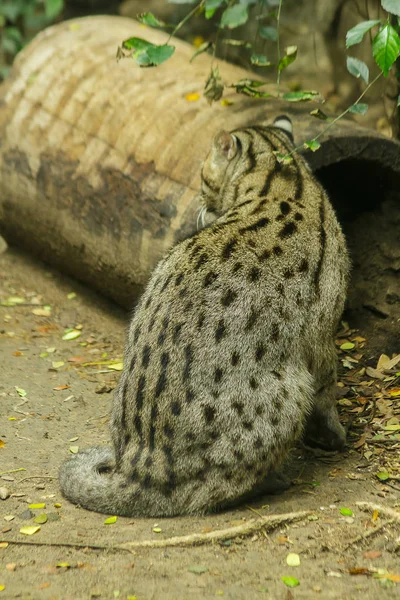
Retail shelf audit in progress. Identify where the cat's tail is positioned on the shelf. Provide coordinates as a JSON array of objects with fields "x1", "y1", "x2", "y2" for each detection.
[{"x1": 59, "y1": 446, "x2": 138, "y2": 517}]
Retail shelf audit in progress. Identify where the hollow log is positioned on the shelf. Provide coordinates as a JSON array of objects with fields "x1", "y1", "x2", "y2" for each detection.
[{"x1": 0, "y1": 16, "x2": 399, "y2": 353}]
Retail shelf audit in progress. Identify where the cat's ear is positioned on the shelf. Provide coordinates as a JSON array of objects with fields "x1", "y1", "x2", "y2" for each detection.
[
  {"x1": 214, "y1": 131, "x2": 238, "y2": 160},
  {"x1": 273, "y1": 115, "x2": 293, "y2": 141}
]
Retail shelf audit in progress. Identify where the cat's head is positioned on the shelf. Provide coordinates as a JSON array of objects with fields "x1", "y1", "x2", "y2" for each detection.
[{"x1": 200, "y1": 115, "x2": 294, "y2": 216}]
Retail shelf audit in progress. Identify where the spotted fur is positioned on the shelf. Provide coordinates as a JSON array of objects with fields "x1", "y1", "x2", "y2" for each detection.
[{"x1": 59, "y1": 117, "x2": 350, "y2": 517}]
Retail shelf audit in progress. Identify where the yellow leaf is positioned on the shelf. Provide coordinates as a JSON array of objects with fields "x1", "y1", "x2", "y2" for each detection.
[
  {"x1": 69, "y1": 446, "x2": 79, "y2": 454},
  {"x1": 108, "y1": 363, "x2": 123, "y2": 371},
  {"x1": 57, "y1": 562, "x2": 71, "y2": 568},
  {"x1": 0, "y1": 440, "x2": 4, "y2": 448},
  {"x1": 372, "y1": 509, "x2": 379, "y2": 521},
  {"x1": 389, "y1": 388, "x2": 400, "y2": 397},
  {"x1": 34, "y1": 514, "x2": 48, "y2": 524},
  {"x1": 377, "y1": 354, "x2": 391, "y2": 370},
  {"x1": 193, "y1": 35, "x2": 205, "y2": 48},
  {"x1": 32, "y1": 308, "x2": 51, "y2": 317},
  {"x1": 0, "y1": 543, "x2": 8, "y2": 549},
  {"x1": 20, "y1": 526, "x2": 41, "y2": 536},
  {"x1": 185, "y1": 93, "x2": 200, "y2": 102},
  {"x1": 52, "y1": 361, "x2": 65, "y2": 369},
  {"x1": 29, "y1": 503, "x2": 46, "y2": 509},
  {"x1": 153, "y1": 527, "x2": 162, "y2": 533},
  {"x1": 104, "y1": 516, "x2": 117, "y2": 525},
  {"x1": 221, "y1": 98, "x2": 234, "y2": 106},
  {"x1": 62, "y1": 330, "x2": 81, "y2": 341},
  {"x1": 340, "y1": 342, "x2": 355, "y2": 351},
  {"x1": 0, "y1": 585, "x2": 5, "y2": 592}
]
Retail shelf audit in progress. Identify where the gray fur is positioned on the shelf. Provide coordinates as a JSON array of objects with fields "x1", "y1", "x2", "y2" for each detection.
[{"x1": 59, "y1": 117, "x2": 350, "y2": 517}]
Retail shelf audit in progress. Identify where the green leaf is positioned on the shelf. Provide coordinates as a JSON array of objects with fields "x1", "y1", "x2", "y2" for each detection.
[
  {"x1": 346, "y1": 56, "x2": 369, "y2": 84},
  {"x1": 372, "y1": 23, "x2": 400, "y2": 76},
  {"x1": 221, "y1": 4, "x2": 249, "y2": 29},
  {"x1": 153, "y1": 527, "x2": 162, "y2": 533},
  {"x1": 122, "y1": 37, "x2": 153, "y2": 52},
  {"x1": 259, "y1": 25, "x2": 278, "y2": 41},
  {"x1": 145, "y1": 44, "x2": 175, "y2": 66},
  {"x1": 62, "y1": 329, "x2": 81, "y2": 341},
  {"x1": 34, "y1": 513, "x2": 48, "y2": 524},
  {"x1": 44, "y1": 0, "x2": 64, "y2": 21},
  {"x1": 376, "y1": 471, "x2": 390, "y2": 481},
  {"x1": 340, "y1": 342, "x2": 355, "y2": 350},
  {"x1": 278, "y1": 45, "x2": 297, "y2": 72},
  {"x1": 0, "y1": 2, "x2": 23, "y2": 22},
  {"x1": 15, "y1": 387, "x2": 27, "y2": 397},
  {"x1": 282, "y1": 90, "x2": 320, "y2": 102},
  {"x1": 190, "y1": 41, "x2": 213, "y2": 62},
  {"x1": 204, "y1": 66, "x2": 224, "y2": 103},
  {"x1": 340, "y1": 507, "x2": 353, "y2": 516},
  {"x1": 303, "y1": 140, "x2": 321, "y2": 152},
  {"x1": 222, "y1": 38, "x2": 252, "y2": 48},
  {"x1": 137, "y1": 13, "x2": 166, "y2": 28},
  {"x1": 250, "y1": 54, "x2": 272, "y2": 67},
  {"x1": 104, "y1": 516, "x2": 118, "y2": 524},
  {"x1": 397, "y1": 94, "x2": 400, "y2": 107},
  {"x1": 232, "y1": 78, "x2": 267, "y2": 89},
  {"x1": 346, "y1": 20, "x2": 381, "y2": 48},
  {"x1": 274, "y1": 152, "x2": 293, "y2": 164},
  {"x1": 282, "y1": 576, "x2": 299, "y2": 588},
  {"x1": 381, "y1": 0, "x2": 400, "y2": 16},
  {"x1": 348, "y1": 102, "x2": 369, "y2": 115}
]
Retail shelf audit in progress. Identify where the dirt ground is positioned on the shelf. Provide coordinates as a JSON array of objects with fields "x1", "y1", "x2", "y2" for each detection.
[{"x1": 1, "y1": 246, "x2": 400, "y2": 600}]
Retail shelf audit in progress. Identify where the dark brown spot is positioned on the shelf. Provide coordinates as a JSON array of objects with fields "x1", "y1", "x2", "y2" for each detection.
[
  {"x1": 279, "y1": 221, "x2": 297, "y2": 238},
  {"x1": 272, "y1": 370, "x2": 282, "y2": 379},
  {"x1": 186, "y1": 388, "x2": 194, "y2": 403},
  {"x1": 255, "y1": 405, "x2": 264, "y2": 416},
  {"x1": 204, "y1": 271, "x2": 218, "y2": 287},
  {"x1": 273, "y1": 245, "x2": 283, "y2": 256},
  {"x1": 160, "y1": 274, "x2": 172, "y2": 292},
  {"x1": 145, "y1": 456, "x2": 153, "y2": 468},
  {"x1": 142, "y1": 345, "x2": 151, "y2": 369},
  {"x1": 175, "y1": 272, "x2": 184, "y2": 286},
  {"x1": 204, "y1": 405, "x2": 216, "y2": 424},
  {"x1": 271, "y1": 323, "x2": 280, "y2": 342},
  {"x1": 234, "y1": 450, "x2": 244, "y2": 461},
  {"x1": 271, "y1": 415, "x2": 279, "y2": 427},
  {"x1": 232, "y1": 262, "x2": 242, "y2": 274},
  {"x1": 142, "y1": 474, "x2": 151, "y2": 489},
  {"x1": 149, "y1": 405, "x2": 158, "y2": 451},
  {"x1": 215, "y1": 319, "x2": 226, "y2": 343},
  {"x1": 173, "y1": 322, "x2": 183, "y2": 343},
  {"x1": 255, "y1": 341, "x2": 266, "y2": 362},
  {"x1": 148, "y1": 316, "x2": 156, "y2": 332},
  {"x1": 294, "y1": 212, "x2": 303, "y2": 221},
  {"x1": 163, "y1": 444, "x2": 173, "y2": 465},
  {"x1": 249, "y1": 377, "x2": 258, "y2": 390},
  {"x1": 280, "y1": 201, "x2": 291, "y2": 215},
  {"x1": 186, "y1": 432, "x2": 195, "y2": 442},
  {"x1": 277, "y1": 283, "x2": 284, "y2": 295},
  {"x1": 197, "y1": 312, "x2": 205, "y2": 330},
  {"x1": 163, "y1": 424, "x2": 174, "y2": 439},
  {"x1": 299, "y1": 258, "x2": 309, "y2": 273},
  {"x1": 183, "y1": 344, "x2": 193, "y2": 382},
  {"x1": 136, "y1": 375, "x2": 146, "y2": 410},
  {"x1": 145, "y1": 297, "x2": 152, "y2": 309},
  {"x1": 232, "y1": 401, "x2": 244, "y2": 416},
  {"x1": 245, "y1": 307, "x2": 259, "y2": 331},
  {"x1": 259, "y1": 249, "x2": 271, "y2": 261},
  {"x1": 231, "y1": 351, "x2": 240, "y2": 366},
  {"x1": 240, "y1": 217, "x2": 270, "y2": 233},
  {"x1": 243, "y1": 421, "x2": 253, "y2": 431},
  {"x1": 178, "y1": 286, "x2": 188, "y2": 298},
  {"x1": 129, "y1": 355, "x2": 136, "y2": 372},
  {"x1": 284, "y1": 269, "x2": 294, "y2": 279},
  {"x1": 249, "y1": 266, "x2": 261, "y2": 282},
  {"x1": 254, "y1": 437, "x2": 263, "y2": 449},
  {"x1": 194, "y1": 252, "x2": 209, "y2": 271},
  {"x1": 184, "y1": 300, "x2": 193, "y2": 313},
  {"x1": 133, "y1": 326, "x2": 141, "y2": 343},
  {"x1": 222, "y1": 238, "x2": 238, "y2": 260},
  {"x1": 171, "y1": 401, "x2": 181, "y2": 416},
  {"x1": 221, "y1": 289, "x2": 237, "y2": 307},
  {"x1": 214, "y1": 367, "x2": 223, "y2": 384}
]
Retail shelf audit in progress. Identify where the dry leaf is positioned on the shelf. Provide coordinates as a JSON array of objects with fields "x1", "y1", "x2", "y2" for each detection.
[
  {"x1": 53, "y1": 385, "x2": 70, "y2": 391},
  {"x1": 363, "y1": 551, "x2": 381, "y2": 559}
]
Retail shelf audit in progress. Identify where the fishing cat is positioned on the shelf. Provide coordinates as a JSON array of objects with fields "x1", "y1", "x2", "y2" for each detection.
[{"x1": 59, "y1": 116, "x2": 349, "y2": 517}]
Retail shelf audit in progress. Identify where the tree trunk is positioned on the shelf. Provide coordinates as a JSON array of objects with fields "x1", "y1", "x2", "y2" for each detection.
[{"x1": 0, "y1": 16, "x2": 399, "y2": 352}]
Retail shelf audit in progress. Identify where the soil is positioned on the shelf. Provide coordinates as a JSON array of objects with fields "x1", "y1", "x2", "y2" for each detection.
[{"x1": 1, "y1": 247, "x2": 400, "y2": 600}]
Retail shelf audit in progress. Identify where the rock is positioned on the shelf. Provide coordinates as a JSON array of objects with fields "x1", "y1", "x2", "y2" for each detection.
[
  {"x1": 0, "y1": 487, "x2": 10, "y2": 500},
  {"x1": 95, "y1": 383, "x2": 113, "y2": 394}
]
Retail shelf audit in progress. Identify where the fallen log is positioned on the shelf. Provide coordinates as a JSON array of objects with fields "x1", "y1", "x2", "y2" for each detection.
[{"x1": 0, "y1": 16, "x2": 399, "y2": 352}]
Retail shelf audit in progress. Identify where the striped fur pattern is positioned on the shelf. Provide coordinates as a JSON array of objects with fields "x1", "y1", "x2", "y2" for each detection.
[{"x1": 59, "y1": 116, "x2": 350, "y2": 517}]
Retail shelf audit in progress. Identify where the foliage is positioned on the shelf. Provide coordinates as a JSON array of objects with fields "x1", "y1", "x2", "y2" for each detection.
[{"x1": 0, "y1": 0, "x2": 64, "y2": 78}]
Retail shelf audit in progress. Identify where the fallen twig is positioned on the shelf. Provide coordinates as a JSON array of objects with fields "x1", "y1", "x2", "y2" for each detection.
[
  {"x1": 344, "y1": 519, "x2": 395, "y2": 550},
  {"x1": 119, "y1": 509, "x2": 312, "y2": 549},
  {"x1": 0, "y1": 510, "x2": 311, "y2": 552},
  {"x1": 18, "y1": 476, "x2": 56, "y2": 483}
]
